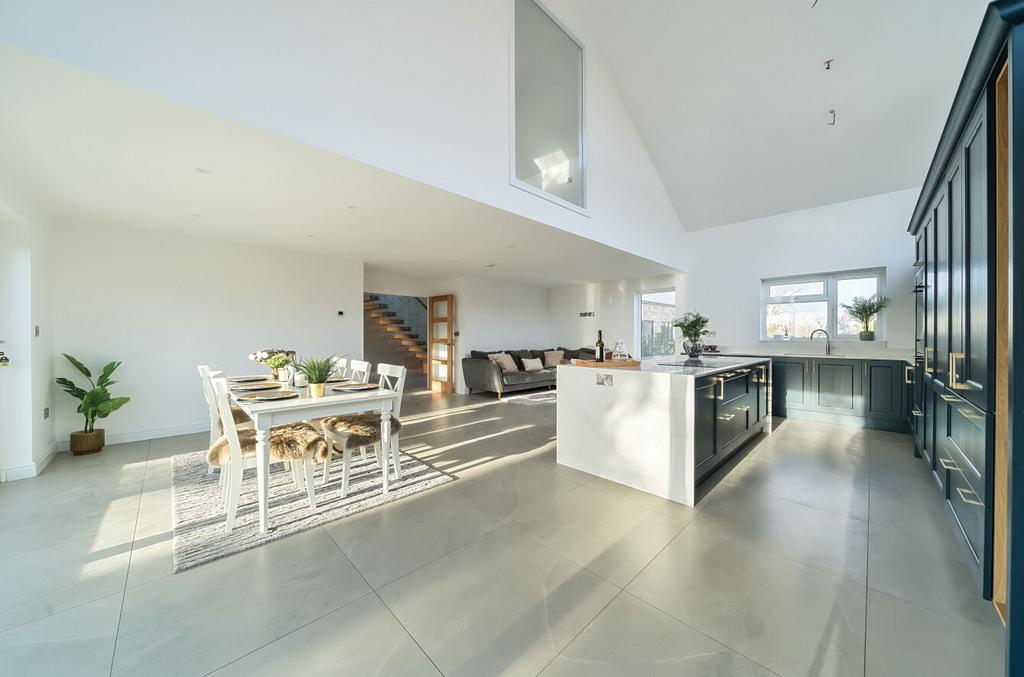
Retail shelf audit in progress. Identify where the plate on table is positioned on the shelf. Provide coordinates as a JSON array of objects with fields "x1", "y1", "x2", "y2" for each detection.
[
  {"x1": 238, "y1": 391, "x2": 299, "y2": 402},
  {"x1": 230, "y1": 382, "x2": 281, "y2": 392},
  {"x1": 332, "y1": 383, "x2": 379, "y2": 392},
  {"x1": 325, "y1": 376, "x2": 350, "y2": 383},
  {"x1": 228, "y1": 375, "x2": 271, "y2": 383}
]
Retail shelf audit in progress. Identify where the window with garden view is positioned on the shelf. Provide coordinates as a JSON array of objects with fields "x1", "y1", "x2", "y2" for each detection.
[
  {"x1": 640, "y1": 290, "x2": 676, "y2": 358},
  {"x1": 762, "y1": 269, "x2": 885, "y2": 339}
]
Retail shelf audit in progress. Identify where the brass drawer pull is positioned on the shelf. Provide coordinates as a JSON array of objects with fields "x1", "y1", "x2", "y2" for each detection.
[
  {"x1": 904, "y1": 365, "x2": 914, "y2": 384},
  {"x1": 718, "y1": 378, "x2": 726, "y2": 400},
  {"x1": 718, "y1": 413, "x2": 736, "y2": 421},
  {"x1": 941, "y1": 393, "x2": 960, "y2": 403},
  {"x1": 949, "y1": 352, "x2": 968, "y2": 390},
  {"x1": 956, "y1": 486, "x2": 984, "y2": 507},
  {"x1": 911, "y1": 408, "x2": 924, "y2": 417},
  {"x1": 924, "y1": 347, "x2": 934, "y2": 373},
  {"x1": 939, "y1": 457, "x2": 959, "y2": 471}
]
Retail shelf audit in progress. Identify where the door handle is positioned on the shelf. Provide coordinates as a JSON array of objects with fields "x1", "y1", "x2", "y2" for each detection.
[
  {"x1": 949, "y1": 352, "x2": 967, "y2": 390},
  {"x1": 924, "y1": 347, "x2": 934, "y2": 373},
  {"x1": 956, "y1": 486, "x2": 984, "y2": 507},
  {"x1": 904, "y1": 365, "x2": 914, "y2": 384}
]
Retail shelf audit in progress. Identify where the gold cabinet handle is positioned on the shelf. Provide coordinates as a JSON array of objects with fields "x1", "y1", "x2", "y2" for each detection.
[
  {"x1": 911, "y1": 408, "x2": 924, "y2": 417},
  {"x1": 949, "y1": 352, "x2": 968, "y2": 390},
  {"x1": 939, "y1": 457, "x2": 959, "y2": 471},
  {"x1": 924, "y1": 347, "x2": 934, "y2": 373},
  {"x1": 941, "y1": 393, "x2": 960, "y2": 403},
  {"x1": 718, "y1": 413, "x2": 735, "y2": 421},
  {"x1": 718, "y1": 377, "x2": 725, "y2": 400},
  {"x1": 956, "y1": 486, "x2": 984, "y2": 507},
  {"x1": 904, "y1": 365, "x2": 914, "y2": 384}
]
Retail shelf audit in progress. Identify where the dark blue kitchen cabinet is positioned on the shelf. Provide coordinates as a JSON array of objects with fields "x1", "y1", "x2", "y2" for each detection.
[
  {"x1": 694, "y1": 363, "x2": 769, "y2": 484},
  {"x1": 693, "y1": 376, "x2": 717, "y2": 478},
  {"x1": 770, "y1": 357, "x2": 810, "y2": 418},
  {"x1": 865, "y1": 360, "x2": 906, "y2": 421},
  {"x1": 812, "y1": 359, "x2": 863, "y2": 416}
]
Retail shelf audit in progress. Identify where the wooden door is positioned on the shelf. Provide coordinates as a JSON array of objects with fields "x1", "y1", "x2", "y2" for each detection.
[{"x1": 427, "y1": 294, "x2": 455, "y2": 393}]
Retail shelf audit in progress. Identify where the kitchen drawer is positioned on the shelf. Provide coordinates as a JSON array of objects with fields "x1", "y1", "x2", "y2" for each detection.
[
  {"x1": 721, "y1": 371, "x2": 751, "y2": 403},
  {"x1": 718, "y1": 395, "x2": 751, "y2": 450},
  {"x1": 941, "y1": 391, "x2": 988, "y2": 482},
  {"x1": 945, "y1": 460, "x2": 986, "y2": 566}
]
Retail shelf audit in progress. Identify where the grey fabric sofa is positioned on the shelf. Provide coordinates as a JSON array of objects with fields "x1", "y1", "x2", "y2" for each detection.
[{"x1": 462, "y1": 347, "x2": 595, "y2": 399}]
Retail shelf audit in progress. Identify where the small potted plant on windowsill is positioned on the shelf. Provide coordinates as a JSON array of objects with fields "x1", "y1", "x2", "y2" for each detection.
[
  {"x1": 673, "y1": 311, "x2": 712, "y2": 361},
  {"x1": 55, "y1": 354, "x2": 130, "y2": 455},
  {"x1": 841, "y1": 295, "x2": 890, "y2": 341},
  {"x1": 296, "y1": 356, "x2": 334, "y2": 398}
]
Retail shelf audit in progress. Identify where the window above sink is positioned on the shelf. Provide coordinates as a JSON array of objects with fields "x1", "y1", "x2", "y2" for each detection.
[{"x1": 760, "y1": 267, "x2": 886, "y2": 341}]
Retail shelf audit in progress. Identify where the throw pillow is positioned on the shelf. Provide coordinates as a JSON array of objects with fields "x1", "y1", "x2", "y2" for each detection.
[
  {"x1": 543, "y1": 350, "x2": 564, "y2": 367},
  {"x1": 522, "y1": 357, "x2": 543, "y2": 371},
  {"x1": 488, "y1": 352, "x2": 518, "y2": 372}
]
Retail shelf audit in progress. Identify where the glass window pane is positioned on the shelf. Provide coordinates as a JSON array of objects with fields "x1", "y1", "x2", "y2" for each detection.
[
  {"x1": 766, "y1": 301, "x2": 828, "y2": 339},
  {"x1": 640, "y1": 290, "x2": 676, "y2": 358},
  {"x1": 837, "y1": 277, "x2": 879, "y2": 335},
  {"x1": 515, "y1": 0, "x2": 584, "y2": 207},
  {"x1": 768, "y1": 281, "x2": 824, "y2": 297}
]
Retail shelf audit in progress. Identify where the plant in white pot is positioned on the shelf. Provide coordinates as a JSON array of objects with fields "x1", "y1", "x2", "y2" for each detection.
[
  {"x1": 55, "y1": 354, "x2": 130, "y2": 455},
  {"x1": 840, "y1": 295, "x2": 890, "y2": 341}
]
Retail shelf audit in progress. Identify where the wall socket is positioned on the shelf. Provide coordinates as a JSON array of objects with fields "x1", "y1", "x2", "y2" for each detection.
[
  {"x1": 596, "y1": 373, "x2": 613, "y2": 387},
  {"x1": 34, "y1": 325, "x2": 40, "y2": 337},
  {"x1": 43, "y1": 407, "x2": 49, "y2": 419}
]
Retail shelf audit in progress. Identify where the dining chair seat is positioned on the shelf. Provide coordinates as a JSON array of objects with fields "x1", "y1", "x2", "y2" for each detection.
[
  {"x1": 207, "y1": 422, "x2": 327, "y2": 468},
  {"x1": 316, "y1": 414, "x2": 402, "y2": 460}
]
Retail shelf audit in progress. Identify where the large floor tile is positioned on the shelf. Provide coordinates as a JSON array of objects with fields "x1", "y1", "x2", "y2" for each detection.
[
  {"x1": 110, "y1": 528, "x2": 370, "y2": 676},
  {"x1": 541, "y1": 592, "x2": 776, "y2": 677},
  {"x1": 695, "y1": 481, "x2": 868, "y2": 583},
  {"x1": 454, "y1": 453, "x2": 581, "y2": 522},
  {"x1": 865, "y1": 590, "x2": 1003, "y2": 677},
  {"x1": 868, "y1": 442, "x2": 936, "y2": 494},
  {"x1": 124, "y1": 483, "x2": 173, "y2": 589},
  {"x1": 146, "y1": 431, "x2": 210, "y2": 459},
  {"x1": 325, "y1": 485, "x2": 499, "y2": 588},
  {"x1": 628, "y1": 526, "x2": 866, "y2": 677},
  {"x1": 507, "y1": 485, "x2": 688, "y2": 586},
  {"x1": 0, "y1": 527, "x2": 133, "y2": 632},
  {"x1": 868, "y1": 523, "x2": 1001, "y2": 625},
  {"x1": 554, "y1": 464, "x2": 699, "y2": 522},
  {"x1": 211, "y1": 593, "x2": 440, "y2": 676},
  {"x1": 0, "y1": 592, "x2": 121, "y2": 677},
  {"x1": 868, "y1": 480, "x2": 949, "y2": 539},
  {"x1": 378, "y1": 526, "x2": 618, "y2": 677},
  {"x1": 719, "y1": 454, "x2": 869, "y2": 520}
]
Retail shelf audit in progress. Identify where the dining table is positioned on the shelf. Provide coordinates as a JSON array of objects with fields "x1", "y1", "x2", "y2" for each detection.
[{"x1": 231, "y1": 382, "x2": 401, "y2": 533}]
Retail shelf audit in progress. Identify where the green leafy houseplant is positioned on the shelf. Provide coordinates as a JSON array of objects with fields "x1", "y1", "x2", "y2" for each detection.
[
  {"x1": 295, "y1": 356, "x2": 335, "y2": 397},
  {"x1": 55, "y1": 354, "x2": 130, "y2": 454},
  {"x1": 673, "y1": 311, "x2": 711, "y2": 358},
  {"x1": 266, "y1": 353, "x2": 292, "y2": 370},
  {"x1": 841, "y1": 295, "x2": 890, "y2": 340}
]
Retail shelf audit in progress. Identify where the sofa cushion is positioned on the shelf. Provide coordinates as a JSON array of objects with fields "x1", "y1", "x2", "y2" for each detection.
[
  {"x1": 508, "y1": 349, "x2": 534, "y2": 370},
  {"x1": 470, "y1": 350, "x2": 492, "y2": 361},
  {"x1": 502, "y1": 369, "x2": 556, "y2": 386},
  {"x1": 488, "y1": 352, "x2": 518, "y2": 372},
  {"x1": 522, "y1": 357, "x2": 543, "y2": 371},
  {"x1": 558, "y1": 346, "x2": 579, "y2": 360},
  {"x1": 543, "y1": 350, "x2": 564, "y2": 367}
]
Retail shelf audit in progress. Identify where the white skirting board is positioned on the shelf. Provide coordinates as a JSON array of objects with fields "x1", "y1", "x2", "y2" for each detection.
[
  {"x1": 0, "y1": 443, "x2": 57, "y2": 482},
  {"x1": 54, "y1": 421, "x2": 210, "y2": 452}
]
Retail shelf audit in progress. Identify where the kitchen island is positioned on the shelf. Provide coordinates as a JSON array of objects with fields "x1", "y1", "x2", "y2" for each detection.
[{"x1": 556, "y1": 356, "x2": 771, "y2": 506}]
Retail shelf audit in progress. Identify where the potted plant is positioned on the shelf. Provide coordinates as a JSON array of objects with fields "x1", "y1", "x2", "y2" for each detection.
[
  {"x1": 295, "y1": 356, "x2": 334, "y2": 398},
  {"x1": 55, "y1": 354, "x2": 130, "y2": 455},
  {"x1": 267, "y1": 354, "x2": 292, "y2": 382},
  {"x1": 841, "y1": 295, "x2": 890, "y2": 341},
  {"x1": 673, "y1": 311, "x2": 712, "y2": 359}
]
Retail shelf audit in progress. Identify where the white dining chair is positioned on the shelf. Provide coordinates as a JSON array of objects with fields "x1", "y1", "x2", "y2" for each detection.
[
  {"x1": 320, "y1": 363, "x2": 407, "y2": 497},
  {"x1": 208, "y1": 377, "x2": 324, "y2": 531},
  {"x1": 348, "y1": 359, "x2": 372, "y2": 384},
  {"x1": 332, "y1": 356, "x2": 350, "y2": 379},
  {"x1": 198, "y1": 365, "x2": 253, "y2": 478}
]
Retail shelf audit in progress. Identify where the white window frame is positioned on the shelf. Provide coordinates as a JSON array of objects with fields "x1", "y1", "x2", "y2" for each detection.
[
  {"x1": 636, "y1": 287, "x2": 677, "y2": 359},
  {"x1": 508, "y1": 0, "x2": 589, "y2": 216},
  {"x1": 760, "y1": 267, "x2": 887, "y2": 341}
]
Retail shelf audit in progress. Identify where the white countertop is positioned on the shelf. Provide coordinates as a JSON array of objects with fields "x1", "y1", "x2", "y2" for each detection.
[
  {"x1": 559, "y1": 356, "x2": 771, "y2": 378},
  {"x1": 714, "y1": 351, "x2": 915, "y2": 363}
]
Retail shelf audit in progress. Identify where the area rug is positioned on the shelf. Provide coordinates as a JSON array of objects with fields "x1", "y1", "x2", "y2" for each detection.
[{"x1": 171, "y1": 450, "x2": 454, "y2": 573}]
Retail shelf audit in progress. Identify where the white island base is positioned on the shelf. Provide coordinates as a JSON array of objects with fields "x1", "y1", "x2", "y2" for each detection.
[{"x1": 556, "y1": 357, "x2": 771, "y2": 507}]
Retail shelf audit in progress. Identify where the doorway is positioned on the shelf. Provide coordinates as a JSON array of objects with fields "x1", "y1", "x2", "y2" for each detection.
[{"x1": 363, "y1": 292, "x2": 429, "y2": 391}]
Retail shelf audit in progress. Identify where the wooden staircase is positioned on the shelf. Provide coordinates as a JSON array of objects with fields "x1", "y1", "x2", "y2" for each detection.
[{"x1": 364, "y1": 294, "x2": 428, "y2": 373}]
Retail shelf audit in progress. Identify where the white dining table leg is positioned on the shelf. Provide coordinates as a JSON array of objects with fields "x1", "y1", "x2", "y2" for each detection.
[
  {"x1": 380, "y1": 402, "x2": 392, "y2": 496},
  {"x1": 255, "y1": 424, "x2": 271, "y2": 533}
]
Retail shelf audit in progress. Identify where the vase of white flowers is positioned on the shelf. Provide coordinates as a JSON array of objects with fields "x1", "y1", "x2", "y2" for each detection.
[{"x1": 248, "y1": 349, "x2": 296, "y2": 379}]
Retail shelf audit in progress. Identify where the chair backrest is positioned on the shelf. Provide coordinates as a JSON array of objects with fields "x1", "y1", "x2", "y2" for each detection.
[
  {"x1": 197, "y1": 365, "x2": 219, "y2": 430},
  {"x1": 349, "y1": 359, "x2": 371, "y2": 384},
  {"x1": 376, "y1": 363, "x2": 408, "y2": 418},
  {"x1": 211, "y1": 377, "x2": 243, "y2": 466},
  {"x1": 332, "y1": 356, "x2": 350, "y2": 379}
]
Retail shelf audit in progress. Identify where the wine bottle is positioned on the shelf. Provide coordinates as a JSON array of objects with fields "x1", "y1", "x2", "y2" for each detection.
[{"x1": 596, "y1": 330, "x2": 605, "y2": 362}]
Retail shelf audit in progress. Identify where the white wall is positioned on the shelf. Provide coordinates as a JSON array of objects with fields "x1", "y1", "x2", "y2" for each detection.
[
  {"x1": 51, "y1": 225, "x2": 364, "y2": 446},
  {"x1": 549, "y1": 275, "x2": 684, "y2": 356},
  {"x1": 680, "y1": 188, "x2": 919, "y2": 351},
  {"x1": 0, "y1": 0, "x2": 687, "y2": 271}
]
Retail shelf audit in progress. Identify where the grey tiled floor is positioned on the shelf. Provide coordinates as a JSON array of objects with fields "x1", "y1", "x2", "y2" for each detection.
[{"x1": 0, "y1": 389, "x2": 1006, "y2": 676}]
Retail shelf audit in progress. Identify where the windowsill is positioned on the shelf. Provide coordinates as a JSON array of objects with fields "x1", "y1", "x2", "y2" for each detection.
[{"x1": 760, "y1": 337, "x2": 886, "y2": 343}]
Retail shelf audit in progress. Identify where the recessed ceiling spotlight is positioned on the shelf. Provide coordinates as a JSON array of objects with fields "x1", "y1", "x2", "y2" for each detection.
[
  {"x1": 449, "y1": 259, "x2": 458, "y2": 263},
  {"x1": 564, "y1": 258, "x2": 571, "y2": 262},
  {"x1": 484, "y1": 263, "x2": 496, "y2": 268},
  {"x1": 190, "y1": 213, "x2": 202, "y2": 218},
  {"x1": 508, "y1": 244, "x2": 517, "y2": 249},
  {"x1": 196, "y1": 167, "x2": 211, "y2": 174},
  {"x1": 347, "y1": 205, "x2": 358, "y2": 210},
  {"x1": 305, "y1": 234, "x2": 316, "y2": 238}
]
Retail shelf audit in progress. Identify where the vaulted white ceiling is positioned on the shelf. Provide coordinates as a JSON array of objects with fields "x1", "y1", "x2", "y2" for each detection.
[{"x1": 575, "y1": 0, "x2": 990, "y2": 229}]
